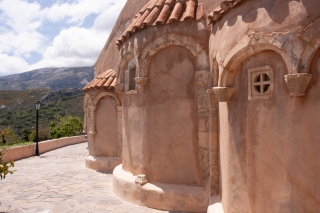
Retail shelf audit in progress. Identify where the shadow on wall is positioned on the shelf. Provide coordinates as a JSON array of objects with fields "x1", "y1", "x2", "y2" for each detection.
[{"x1": 212, "y1": 0, "x2": 318, "y2": 34}]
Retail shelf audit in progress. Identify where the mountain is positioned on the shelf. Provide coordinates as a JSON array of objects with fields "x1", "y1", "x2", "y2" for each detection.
[{"x1": 0, "y1": 67, "x2": 94, "y2": 91}]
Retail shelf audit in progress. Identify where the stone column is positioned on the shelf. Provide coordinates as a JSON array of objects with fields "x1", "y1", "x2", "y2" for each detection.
[
  {"x1": 88, "y1": 106, "x2": 97, "y2": 135},
  {"x1": 83, "y1": 108, "x2": 87, "y2": 133},
  {"x1": 117, "y1": 106, "x2": 123, "y2": 158},
  {"x1": 195, "y1": 70, "x2": 211, "y2": 193},
  {"x1": 208, "y1": 98, "x2": 219, "y2": 196}
]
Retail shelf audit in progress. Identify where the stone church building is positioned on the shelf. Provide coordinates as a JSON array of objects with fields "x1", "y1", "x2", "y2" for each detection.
[{"x1": 83, "y1": 0, "x2": 320, "y2": 212}]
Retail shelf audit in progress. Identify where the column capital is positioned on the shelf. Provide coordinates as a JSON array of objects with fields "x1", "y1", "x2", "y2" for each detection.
[
  {"x1": 134, "y1": 77, "x2": 149, "y2": 86},
  {"x1": 284, "y1": 73, "x2": 312, "y2": 96},
  {"x1": 207, "y1": 87, "x2": 235, "y2": 103}
]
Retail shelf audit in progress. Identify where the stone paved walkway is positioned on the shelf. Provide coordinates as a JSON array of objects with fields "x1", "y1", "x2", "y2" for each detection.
[{"x1": 0, "y1": 142, "x2": 173, "y2": 213}]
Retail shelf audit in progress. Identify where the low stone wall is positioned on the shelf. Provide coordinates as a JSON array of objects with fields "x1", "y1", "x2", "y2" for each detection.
[{"x1": 2, "y1": 136, "x2": 87, "y2": 162}]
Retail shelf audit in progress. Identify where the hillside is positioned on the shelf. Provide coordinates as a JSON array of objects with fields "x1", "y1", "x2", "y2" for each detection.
[
  {"x1": 0, "y1": 67, "x2": 94, "y2": 91},
  {"x1": 0, "y1": 88, "x2": 84, "y2": 139}
]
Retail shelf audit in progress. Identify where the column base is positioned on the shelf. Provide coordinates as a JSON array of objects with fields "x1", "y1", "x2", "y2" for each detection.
[
  {"x1": 85, "y1": 155, "x2": 121, "y2": 173},
  {"x1": 113, "y1": 165, "x2": 208, "y2": 212},
  {"x1": 207, "y1": 196, "x2": 224, "y2": 213}
]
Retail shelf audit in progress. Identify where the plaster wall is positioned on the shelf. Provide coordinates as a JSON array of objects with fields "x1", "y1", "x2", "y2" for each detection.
[
  {"x1": 219, "y1": 50, "x2": 320, "y2": 213},
  {"x1": 122, "y1": 46, "x2": 202, "y2": 186}
]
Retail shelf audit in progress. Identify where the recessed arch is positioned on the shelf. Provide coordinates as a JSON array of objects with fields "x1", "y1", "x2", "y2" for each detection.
[
  {"x1": 93, "y1": 92, "x2": 121, "y2": 106},
  {"x1": 115, "y1": 49, "x2": 136, "y2": 84},
  {"x1": 138, "y1": 33, "x2": 209, "y2": 77},
  {"x1": 219, "y1": 43, "x2": 293, "y2": 87}
]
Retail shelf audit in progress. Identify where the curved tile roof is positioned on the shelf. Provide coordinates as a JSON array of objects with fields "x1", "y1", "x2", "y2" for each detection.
[
  {"x1": 116, "y1": 0, "x2": 204, "y2": 50},
  {"x1": 83, "y1": 69, "x2": 117, "y2": 92},
  {"x1": 208, "y1": 0, "x2": 242, "y2": 25}
]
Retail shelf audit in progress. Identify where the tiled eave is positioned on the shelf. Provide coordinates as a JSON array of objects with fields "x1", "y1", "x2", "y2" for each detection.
[
  {"x1": 116, "y1": 0, "x2": 204, "y2": 50},
  {"x1": 82, "y1": 69, "x2": 117, "y2": 92}
]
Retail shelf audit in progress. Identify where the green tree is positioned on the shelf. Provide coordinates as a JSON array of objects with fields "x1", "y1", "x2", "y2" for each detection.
[{"x1": 50, "y1": 115, "x2": 83, "y2": 139}]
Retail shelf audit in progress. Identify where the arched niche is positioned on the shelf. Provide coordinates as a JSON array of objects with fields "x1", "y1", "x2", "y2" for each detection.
[
  {"x1": 122, "y1": 45, "x2": 202, "y2": 185},
  {"x1": 219, "y1": 43, "x2": 293, "y2": 87},
  {"x1": 115, "y1": 51, "x2": 137, "y2": 84},
  {"x1": 93, "y1": 95, "x2": 119, "y2": 157},
  {"x1": 85, "y1": 91, "x2": 122, "y2": 172}
]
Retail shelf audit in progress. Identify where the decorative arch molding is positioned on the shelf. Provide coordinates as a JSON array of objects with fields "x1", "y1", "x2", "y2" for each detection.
[
  {"x1": 219, "y1": 42, "x2": 293, "y2": 87},
  {"x1": 115, "y1": 50, "x2": 136, "y2": 84},
  {"x1": 93, "y1": 92, "x2": 121, "y2": 106},
  {"x1": 83, "y1": 94, "x2": 92, "y2": 109},
  {"x1": 298, "y1": 34, "x2": 320, "y2": 73},
  {"x1": 138, "y1": 33, "x2": 209, "y2": 77}
]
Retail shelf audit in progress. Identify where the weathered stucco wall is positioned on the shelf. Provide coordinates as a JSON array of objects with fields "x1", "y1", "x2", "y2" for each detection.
[{"x1": 219, "y1": 49, "x2": 320, "y2": 213}]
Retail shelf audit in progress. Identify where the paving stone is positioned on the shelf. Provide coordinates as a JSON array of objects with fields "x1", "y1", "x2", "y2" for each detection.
[{"x1": 0, "y1": 143, "x2": 171, "y2": 212}]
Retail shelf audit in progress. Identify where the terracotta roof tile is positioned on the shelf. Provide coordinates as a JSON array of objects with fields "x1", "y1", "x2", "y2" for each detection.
[
  {"x1": 83, "y1": 69, "x2": 117, "y2": 92},
  {"x1": 116, "y1": 0, "x2": 204, "y2": 50},
  {"x1": 208, "y1": 0, "x2": 242, "y2": 25}
]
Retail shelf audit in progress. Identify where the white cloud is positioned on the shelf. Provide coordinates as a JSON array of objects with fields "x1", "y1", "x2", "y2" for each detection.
[
  {"x1": 0, "y1": 31, "x2": 46, "y2": 55},
  {"x1": 0, "y1": 53, "x2": 28, "y2": 76},
  {"x1": 0, "y1": 0, "x2": 127, "y2": 76},
  {"x1": 93, "y1": 0, "x2": 126, "y2": 32},
  {"x1": 29, "y1": 0, "x2": 126, "y2": 70},
  {"x1": 43, "y1": 0, "x2": 122, "y2": 25},
  {"x1": 0, "y1": 0, "x2": 42, "y2": 33},
  {"x1": 28, "y1": 26, "x2": 108, "y2": 69}
]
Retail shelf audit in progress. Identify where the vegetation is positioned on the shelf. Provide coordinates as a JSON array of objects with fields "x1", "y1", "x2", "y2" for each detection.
[
  {"x1": 0, "y1": 127, "x2": 33, "y2": 149},
  {"x1": 0, "y1": 88, "x2": 84, "y2": 140},
  {"x1": 0, "y1": 149, "x2": 15, "y2": 180},
  {"x1": 50, "y1": 115, "x2": 83, "y2": 139}
]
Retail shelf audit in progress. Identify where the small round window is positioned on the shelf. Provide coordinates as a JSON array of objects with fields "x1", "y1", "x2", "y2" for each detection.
[{"x1": 254, "y1": 73, "x2": 271, "y2": 93}]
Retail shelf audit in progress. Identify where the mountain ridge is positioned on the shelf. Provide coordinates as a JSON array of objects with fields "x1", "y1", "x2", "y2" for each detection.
[{"x1": 0, "y1": 67, "x2": 94, "y2": 91}]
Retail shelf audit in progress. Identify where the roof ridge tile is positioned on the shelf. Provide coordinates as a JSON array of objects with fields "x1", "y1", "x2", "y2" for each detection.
[{"x1": 208, "y1": 0, "x2": 243, "y2": 25}]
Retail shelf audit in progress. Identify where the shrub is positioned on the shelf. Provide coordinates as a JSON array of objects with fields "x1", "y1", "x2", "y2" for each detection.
[
  {"x1": 0, "y1": 127, "x2": 18, "y2": 145},
  {"x1": 0, "y1": 149, "x2": 15, "y2": 180},
  {"x1": 50, "y1": 115, "x2": 83, "y2": 139}
]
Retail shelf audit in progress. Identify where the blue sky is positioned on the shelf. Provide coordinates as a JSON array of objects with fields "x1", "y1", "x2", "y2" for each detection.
[{"x1": 0, "y1": 0, "x2": 126, "y2": 76}]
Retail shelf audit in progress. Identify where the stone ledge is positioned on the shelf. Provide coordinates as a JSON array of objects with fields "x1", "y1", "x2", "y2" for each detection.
[
  {"x1": 85, "y1": 155, "x2": 121, "y2": 173},
  {"x1": 112, "y1": 165, "x2": 208, "y2": 213}
]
